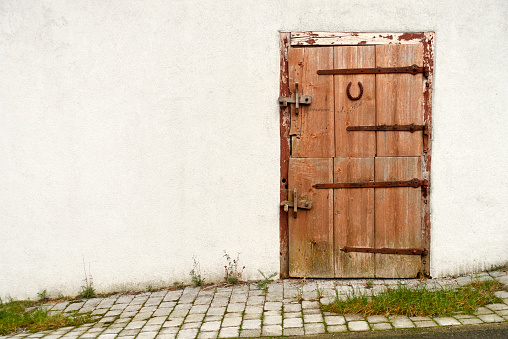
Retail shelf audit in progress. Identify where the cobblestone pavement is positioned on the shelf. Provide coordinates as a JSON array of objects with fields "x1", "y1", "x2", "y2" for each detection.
[{"x1": 2, "y1": 270, "x2": 508, "y2": 339}]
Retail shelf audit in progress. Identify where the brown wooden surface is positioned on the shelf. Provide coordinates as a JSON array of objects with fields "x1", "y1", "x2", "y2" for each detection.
[
  {"x1": 279, "y1": 32, "x2": 290, "y2": 278},
  {"x1": 291, "y1": 47, "x2": 335, "y2": 158},
  {"x1": 288, "y1": 158, "x2": 334, "y2": 278},
  {"x1": 334, "y1": 157, "x2": 375, "y2": 277},
  {"x1": 376, "y1": 44, "x2": 424, "y2": 157},
  {"x1": 283, "y1": 34, "x2": 433, "y2": 279},
  {"x1": 334, "y1": 46, "x2": 376, "y2": 158},
  {"x1": 374, "y1": 157, "x2": 422, "y2": 278}
]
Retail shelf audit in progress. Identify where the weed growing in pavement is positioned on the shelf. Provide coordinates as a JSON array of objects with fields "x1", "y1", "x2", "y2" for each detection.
[
  {"x1": 365, "y1": 279, "x2": 374, "y2": 289},
  {"x1": 323, "y1": 279, "x2": 504, "y2": 317},
  {"x1": 257, "y1": 270, "x2": 277, "y2": 293},
  {"x1": 293, "y1": 286, "x2": 304, "y2": 303},
  {"x1": 146, "y1": 285, "x2": 153, "y2": 292},
  {"x1": 190, "y1": 257, "x2": 205, "y2": 287},
  {"x1": 37, "y1": 290, "x2": 48, "y2": 302},
  {"x1": 0, "y1": 297, "x2": 93, "y2": 335},
  {"x1": 223, "y1": 251, "x2": 245, "y2": 284},
  {"x1": 173, "y1": 281, "x2": 185, "y2": 289},
  {"x1": 79, "y1": 260, "x2": 95, "y2": 299}
]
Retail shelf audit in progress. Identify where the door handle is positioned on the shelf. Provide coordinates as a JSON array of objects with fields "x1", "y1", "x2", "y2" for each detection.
[{"x1": 280, "y1": 188, "x2": 312, "y2": 218}]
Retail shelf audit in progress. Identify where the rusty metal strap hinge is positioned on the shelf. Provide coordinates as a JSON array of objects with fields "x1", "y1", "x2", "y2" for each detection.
[
  {"x1": 347, "y1": 124, "x2": 425, "y2": 133},
  {"x1": 341, "y1": 246, "x2": 428, "y2": 256},
  {"x1": 313, "y1": 178, "x2": 428, "y2": 189},
  {"x1": 317, "y1": 64, "x2": 429, "y2": 77}
]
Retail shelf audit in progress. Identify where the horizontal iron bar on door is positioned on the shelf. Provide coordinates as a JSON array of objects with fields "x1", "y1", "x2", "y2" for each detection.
[
  {"x1": 347, "y1": 124, "x2": 425, "y2": 133},
  {"x1": 341, "y1": 246, "x2": 428, "y2": 256},
  {"x1": 313, "y1": 178, "x2": 428, "y2": 189},
  {"x1": 317, "y1": 64, "x2": 428, "y2": 76}
]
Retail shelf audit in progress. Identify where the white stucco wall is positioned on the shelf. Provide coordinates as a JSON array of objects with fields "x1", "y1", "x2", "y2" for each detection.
[{"x1": 1, "y1": 0, "x2": 507, "y2": 299}]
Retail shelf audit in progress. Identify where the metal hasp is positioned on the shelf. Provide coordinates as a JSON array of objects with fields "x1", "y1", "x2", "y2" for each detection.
[
  {"x1": 317, "y1": 64, "x2": 429, "y2": 77},
  {"x1": 341, "y1": 246, "x2": 428, "y2": 256},
  {"x1": 278, "y1": 82, "x2": 312, "y2": 115},
  {"x1": 313, "y1": 178, "x2": 428, "y2": 189},
  {"x1": 347, "y1": 124, "x2": 425, "y2": 133},
  {"x1": 280, "y1": 188, "x2": 312, "y2": 219}
]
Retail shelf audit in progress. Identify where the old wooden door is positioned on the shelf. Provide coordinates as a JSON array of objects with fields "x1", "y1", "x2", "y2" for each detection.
[{"x1": 279, "y1": 33, "x2": 434, "y2": 278}]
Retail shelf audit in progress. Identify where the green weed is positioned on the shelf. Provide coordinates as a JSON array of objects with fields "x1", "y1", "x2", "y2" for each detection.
[
  {"x1": 0, "y1": 298, "x2": 93, "y2": 335},
  {"x1": 323, "y1": 280, "x2": 504, "y2": 317},
  {"x1": 223, "y1": 251, "x2": 244, "y2": 285},
  {"x1": 190, "y1": 257, "x2": 205, "y2": 287},
  {"x1": 257, "y1": 270, "x2": 277, "y2": 293}
]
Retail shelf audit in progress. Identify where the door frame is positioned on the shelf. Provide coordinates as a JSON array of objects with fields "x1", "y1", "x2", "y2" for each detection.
[{"x1": 279, "y1": 31, "x2": 435, "y2": 278}]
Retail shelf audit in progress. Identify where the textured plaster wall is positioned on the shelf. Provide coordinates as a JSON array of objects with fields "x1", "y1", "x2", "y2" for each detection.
[{"x1": 1, "y1": 0, "x2": 507, "y2": 299}]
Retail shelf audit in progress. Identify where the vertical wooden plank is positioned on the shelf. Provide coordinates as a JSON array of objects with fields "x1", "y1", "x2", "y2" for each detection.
[
  {"x1": 374, "y1": 157, "x2": 422, "y2": 278},
  {"x1": 288, "y1": 158, "x2": 334, "y2": 278},
  {"x1": 279, "y1": 32, "x2": 291, "y2": 278},
  {"x1": 334, "y1": 46, "x2": 376, "y2": 157},
  {"x1": 376, "y1": 44, "x2": 424, "y2": 157},
  {"x1": 334, "y1": 158, "x2": 375, "y2": 277},
  {"x1": 288, "y1": 47, "x2": 304, "y2": 139},
  {"x1": 292, "y1": 47, "x2": 335, "y2": 158}
]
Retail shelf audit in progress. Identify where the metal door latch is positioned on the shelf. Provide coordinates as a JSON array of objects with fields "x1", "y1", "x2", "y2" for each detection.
[
  {"x1": 278, "y1": 82, "x2": 312, "y2": 115},
  {"x1": 280, "y1": 188, "x2": 312, "y2": 218}
]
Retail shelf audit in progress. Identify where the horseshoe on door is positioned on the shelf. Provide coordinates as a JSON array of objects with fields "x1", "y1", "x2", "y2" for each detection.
[{"x1": 346, "y1": 81, "x2": 363, "y2": 101}]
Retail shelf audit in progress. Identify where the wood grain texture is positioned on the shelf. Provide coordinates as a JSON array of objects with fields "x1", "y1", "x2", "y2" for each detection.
[
  {"x1": 334, "y1": 157, "x2": 375, "y2": 277},
  {"x1": 288, "y1": 158, "x2": 334, "y2": 278},
  {"x1": 334, "y1": 46, "x2": 376, "y2": 157},
  {"x1": 290, "y1": 32, "x2": 426, "y2": 46},
  {"x1": 376, "y1": 44, "x2": 424, "y2": 157},
  {"x1": 374, "y1": 156, "x2": 422, "y2": 278},
  {"x1": 291, "y1": 47, "x2": 335, "y2": 158}
]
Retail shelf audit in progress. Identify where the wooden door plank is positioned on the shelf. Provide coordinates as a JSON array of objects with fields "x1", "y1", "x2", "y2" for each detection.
[
  {"x1": 334, "y1": 46, "x2": 376, "y2": 157},
  {"x1": 334, "y1": 157, "x2": 375, "y2": 277},
  {"x1": 376, "y1": 44, "x2": 424, "y2": 157},
  {"x1": 288, "y1": 48, "x2": 304, "y2": 139},
  {"x1": 288, "y1": 158, "x2": 334, "y2": 278},
  {"x1": 374, "y1": 157, "x2": 422, "y2": 278},
  {"x1": 291, "y1": 47, "x2": 335, "y2": 158}
]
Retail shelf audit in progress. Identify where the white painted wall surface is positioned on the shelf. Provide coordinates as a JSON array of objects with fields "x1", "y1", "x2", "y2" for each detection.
[{"x1": 1, "y1": 0, "x2": 507, "y2": 299}]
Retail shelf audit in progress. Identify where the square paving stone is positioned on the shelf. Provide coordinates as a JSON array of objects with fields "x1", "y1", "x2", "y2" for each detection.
[
  {"x1": 226, "y1": 303, "x2": 245, "y2": 313},
  {"x1": 262, "y1": 325, "x2": 282, "y2": 336},
  {"x1": 206, "y1": 307, "x2": 226, "y2": 316},
  {"x1": 145, "y1": 298, "x2": 163, "y2": 306},
  {"x1": 302, "y1": 308, "x2": 321, "y2": 315},
  {"x1": 163, "y1": 318, "x2": 184, "y2": 327},
  {"x1": 263, "y1": 315, "x2": 282, "y2": 325},
  {"x1": 244, "y1": 305, "x2": 263, "y2": 314},
  {"x1": 153, "y1": 308, "x2": 173, "y2": 317},
  {"x1": 239, "y1": 329, "x2": 261, "y2": 337},
  {"x1": 475, "y1": 307, "x2": 494, "y2": 315},
  {"x1": 372, "y1": 323, "x2": 392, "y2": 331},
  {"x1": 324, "y1": 315, "x2": 345, "y2": 325},
  {"x1": 301, "y1": 301, "x2": 320, "y2": 309},
  {"x1": 414, "y1": 321, "x2": 438, "y2": 328},
  {"x1": 283, "y1": 327, "x2": 305, "y2": 336},
  {"x1": 367, "y1": 315, "x2": 388, "y2": 323},
  {"x1": 221, "y1": 317, "x2": 242, "y2": 327},
  {"x1": 125, "y1": 320, "x2": 147, "y2": 329},
  {"x1": 348, "y1": 320, "x2": 370, "y2": 331},
  {"x1": 327, "y1": 324, "x2": 348, "y2": 333},
  {"x1": 143, "y1": 324, "x2": 163, "y2": 332},
  {"x1": 185, "y1": 313, "x2": 205, "y2": 323},
  {"x1": 177, "y1": 328, "x2": 198, "y2": 339},
  {"x1": 218, "y1": 327, "x2": 239, "y2": 338},
  {"x1": 201, "y1": 321, "x2": 221, "y2": 332},
  {"x1": 246, "y1": 296, "x2": 265, "y2": 306},
  {"x1": 494, "y1": 291, "x2": 508, "y2": 298},
  {"x1": 241, "y1": 319, "x2": 261, "y2": 330},
  {"x1": 181, "y1": 322, "x2": 201, "y2": 329},
  {"x1": 345, "y1": 314, "x2": 364, "y2": 321},
  {"x1": 486, "y1": 303, "x2": 508, "y2": 311},
  {"x1": 137, "y1": 332, "x2": 158, "y2": 339},
  {"x1": 190, "y1": 305, "x2": 209, "y2": 314},
  {"x1": 284, "y1": 312, "x2": 302, "y2": 319},
  {"x1": 197, "y1": 331, "x2": 218, "y2": 339},
  {"x1": 433, "y1": 317, "x2": 461, "y2": 326},
  {"x1": 477, "y1": 314, "x2": 505, "y2": 323},
  {"x1": 458, "y1": 317, "x2": 483, "y2": 325},
  {"x1": 134, "y1": 312, "x2": 154, "y2": 321},
  {"x1": 264, "y1": 302, "x2": 282, "y2": 311},
  {"x1": 283, "y1": 317, "x2": 303, "y2": 328},
  {"x1": 303, "y1": 313, "x2": 323, "y2": 323},
  {"x1": 204, "y1": 315, "x2": 223, "y2": 322},
  {"x1": 304, "y1": 323, "x2": 325, "y2": 335}
]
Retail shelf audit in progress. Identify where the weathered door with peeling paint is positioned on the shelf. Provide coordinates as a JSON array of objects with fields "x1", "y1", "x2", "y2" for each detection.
[{"x1": 283, "y1": 35, "x2": 432, "y2": 278}]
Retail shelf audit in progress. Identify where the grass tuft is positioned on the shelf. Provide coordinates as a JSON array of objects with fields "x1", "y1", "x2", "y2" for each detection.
[
  {"x1": 0, "y1": 298, "x2": 93, "y2": 335},
  {"x1": 323, "y1": 280, "x2": 504, "y2": 317}
]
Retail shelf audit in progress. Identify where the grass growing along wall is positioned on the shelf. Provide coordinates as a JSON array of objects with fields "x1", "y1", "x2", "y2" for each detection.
[
  {"x1": 323, "y1": 280, "x2": 504, "y2": 317},
  {"x1": 0, "y1": 299, "x2": 93, "y2": 335}
]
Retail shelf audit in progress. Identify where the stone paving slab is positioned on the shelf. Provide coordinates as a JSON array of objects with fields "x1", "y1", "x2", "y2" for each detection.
[{"x1": 1, "y1": 270, "x2": 508, "y2": 339}]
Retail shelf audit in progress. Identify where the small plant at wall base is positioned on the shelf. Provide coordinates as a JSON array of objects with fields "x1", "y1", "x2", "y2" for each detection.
[
  {"x1": 223, "y1": 251, "x2": 245, "y2": 284},
  {"x1": 257, "y1": 270, "x2": 277, "y2": 293},
  {"x1": 79, "y1": 259, "x2": 95, "y2": 299},
  {"x1": 190, "y1": 257, "x2": 205, "y2": 287}
]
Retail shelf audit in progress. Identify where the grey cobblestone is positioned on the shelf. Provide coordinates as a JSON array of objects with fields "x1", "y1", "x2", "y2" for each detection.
[{"x1": 2, "y1": 271, "x2": 508, "y2": 339}]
